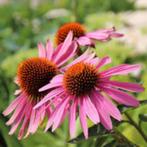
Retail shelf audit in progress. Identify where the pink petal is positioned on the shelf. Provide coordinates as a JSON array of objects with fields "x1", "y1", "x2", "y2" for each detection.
[
  {"x1": 83, "y1": 95, "x2": 99, "y2": 124},
  {"x1": 9, "y1": 106, "x2": 26, "y2": 135},
  {"x1": 52, "y1": 44, "x2": 62, "y2": 61},
  {"x1": 105, "y1": 80, "x2": 144, "y2": 92},
  {"x1": 79, "y1": 98, "x2": 88, "y2": 139},
  {"x1": 45, "y1": 111, "x2": 56, "y2": 131},
  {"x1": 38, "y1": 42, "x2": 46, "y2": 58},
  {"x1": 45, "y1": 97, "x2": 69, "y2": 131},
  {"x1": 34, "y1": 87, "x2": 64, "y2": 109},
  {"x1": 99, "y1": 93, "x2": 121, "y2": 121},
  {"x1": 6, "y1": 97, "x2": 26, "y2": 125},
  {"x1": 3, "y1": 93, "x2": 24, "y2": 116},
  {"x1": 46, "y1": 40, "x2": 54, "y2": 60},
  {"x1": 54, "y1": 31, "x2": 73, "y2": 63},
  {"x1": 91, "y1": 92, "x2": 112, "y2": 130},
  {"x1": 50, "y1": 74, "x2": 63, "y2": 84},
  {"x1": 102, "y1": 87, "x2": 139, "y2": 107},
  {"x1": 101, "y1": 64, "x2": 141, "y2": 78},
  {"x1": 30, "y1": 109, "x2": 41, "y2": 133},
  {"x1": 18, "y1": 104, "x2": 31, "y2": 139},
  {"x1": 87, "y1": 27, "x2": 123, "y2": 40},
  {"x1": 63, "y1": 50, "x2": 91, "y2": 70},
  {"x1": 109, "y1": 30, "x2": 124, "y2": 37},
  {"x1": 77, "y1": 36, "x2": 92, "y2": 46},
  {"x1": 69, "y1": 98, "x2": 77, "y2": 138},
  {"x1": 57, "y1": 42, "x2": 77, "y2": 67},
  {"x1": 86, "y1": 32, "x2": 109, "y2": 41},
  {"x1": 96, "y1": 56, "x2": 111, "y2": 69},
  {"x1": 40, "y1": 105, "x2": 46, "y2": 121},
  {"x1": 18, "y1": 118, "x2": 29, "y2": 140},
  {"x1": 95, "y1": 28, "x2": 115, "y2": 33},
  {"x1": 27, "y1": 109, "x2": 36, "y2": 133},
  {"x1": 52, "y1": 97, "x2": 70, "y2": 131},
  {"x1": 39, "y1": 82, "x2": 62, "y2": 92},
  {"x1": 39, "y1": 74, "x2": 63, "y2": 92}
]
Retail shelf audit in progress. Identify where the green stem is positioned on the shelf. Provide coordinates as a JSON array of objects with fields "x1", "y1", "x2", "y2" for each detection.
[{"x1": 124, "y1": 112, "x2": 147, "y2": 142}]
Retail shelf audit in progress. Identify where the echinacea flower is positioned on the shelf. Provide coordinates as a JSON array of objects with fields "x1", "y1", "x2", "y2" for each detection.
[
  {"x1": 3, "y1": 32, "x2": 77, "y2": 139},
  {"x1": 55, "y1": 22, "x2": 123, "y2": 47},
  {"x1": 34, "y1": 50, "x2": 144, "y2": 139}
]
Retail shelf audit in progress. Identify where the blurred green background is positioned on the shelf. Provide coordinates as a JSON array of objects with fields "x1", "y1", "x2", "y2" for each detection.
[{"x1": 0, "y1": 0, "x2": 147, "y2": 147}]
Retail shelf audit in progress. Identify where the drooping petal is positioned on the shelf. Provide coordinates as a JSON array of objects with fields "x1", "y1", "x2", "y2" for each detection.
[
  {"x1": 100, "y1": 64, "x2": 141, "y2": 78},
  {"x1": 104, "y1": 80, "x2": 144, "y2": 92},
  {"x1": 52, "y1": 97, "x2": 70, "y2": 131},
  {"x1": 86, "y1": 31, "x2": 109, "y2": 41},
  {"x1": 102, "y1": 87, "x2": 139, "y2": 107},
  {"x1": 91, "y1": 92, "x2": 112, "y2": 130},
  {"x1": 98, "y1": 93, "x2": 121, "y2": 121},
  {"x1": 83, "y1": 95, "x2": 99, "y2": 124},
  {"x1": 27, "y1": 109, "x2": 36, "y2": 134},
  {"x1": 34, "y1": 87, "x2": 64, "y2": 109},
  {"x1": 69, "y1": 98, "x2": 77, "y2": 138},
  {"x1": 86, "y1": 27, "x2": 123, "y2": 41},
  {"x1": 29, "y1": 109, "x2": 41, "y2": 134},
  {"x1": 3, "y1": 93, "x2": 24, "y2": 116},
  {"x1": 9, "y1": 105, "x2": 26, "y2": 135},
  {"x1": 6, "y1": 97, "x2": 26, "y2": 125},
  {"x1": 79, "y1": 98, "x2": 88, "y2": 139},
  {"x1": 45, "y1": 96, "x2": 69, "y2": 131},
  {"x1": 18, "y1": 103, "x2": 32, "y2": 140}
]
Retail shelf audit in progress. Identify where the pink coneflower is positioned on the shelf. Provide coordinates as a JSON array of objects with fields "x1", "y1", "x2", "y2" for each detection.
[
  {"x1": 55, "y1": 22, "x2": 123, "y2": 47},
  {"x1": 3, "y1": 32, "x2": 77, "y2": 139},
  {"x1": 34, "y1": 51, "x2": 144, "y2": 139}
]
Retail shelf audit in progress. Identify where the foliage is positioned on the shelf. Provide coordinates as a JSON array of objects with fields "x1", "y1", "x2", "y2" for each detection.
[{"x1": 0, "y1": 1, "x2": 146, "y2": 147}]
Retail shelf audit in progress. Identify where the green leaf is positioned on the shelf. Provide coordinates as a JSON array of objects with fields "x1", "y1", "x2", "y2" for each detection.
[{"x1": 139, "y1": 114, "x2": 147, "y2": 122}]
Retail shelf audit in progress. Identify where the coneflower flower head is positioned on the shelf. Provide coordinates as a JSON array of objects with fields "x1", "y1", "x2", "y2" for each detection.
[
  {"x1": 55, "y1": 22, "x2": 123, "y2": 47},
  {"x1": 3, "y1": 32, "x2": 78, "y2": 139},
  {"x1": 34, "y1": 50, "x2": 144, "y2": 139}
]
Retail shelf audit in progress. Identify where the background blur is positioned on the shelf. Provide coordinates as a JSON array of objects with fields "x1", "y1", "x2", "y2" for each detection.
[{"x1": 0, "y1": 0, "x2": 147, "y2": 147}]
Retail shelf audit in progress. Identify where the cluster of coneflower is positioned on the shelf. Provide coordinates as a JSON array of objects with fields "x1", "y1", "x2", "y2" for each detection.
[{"x1": 3, "y1": 22, "x2": 144, "y2": 140}]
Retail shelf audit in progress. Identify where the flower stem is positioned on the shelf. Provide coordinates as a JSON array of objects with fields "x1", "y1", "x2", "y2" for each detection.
[{"x1": 124, "y1": 112, "x2": 147, "y2": 142}]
